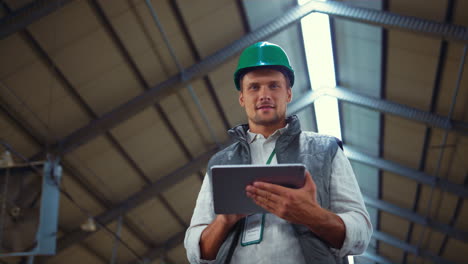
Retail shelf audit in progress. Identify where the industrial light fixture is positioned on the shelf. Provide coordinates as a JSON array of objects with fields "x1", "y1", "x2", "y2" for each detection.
[
  {"x1": 80, "y1": 217, "x2": 96, "y2": 232},
  {"x1": 0, "y1": 151, "x2": 14, "y2": 168}
]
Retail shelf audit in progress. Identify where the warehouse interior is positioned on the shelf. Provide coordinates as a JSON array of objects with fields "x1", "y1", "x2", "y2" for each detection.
[{"x1": 0, "y1": 0, "x2": 467, "y2": 263}]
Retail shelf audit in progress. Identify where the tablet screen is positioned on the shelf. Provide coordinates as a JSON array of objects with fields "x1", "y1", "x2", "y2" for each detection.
[{"x1": 211, "y1": 164, "x2": 306, "y2": 214}]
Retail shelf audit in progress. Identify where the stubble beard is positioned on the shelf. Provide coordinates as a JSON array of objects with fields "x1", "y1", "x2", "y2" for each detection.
[{"x1": 251, "y1": 111, "x2": 284, "y2": 127}]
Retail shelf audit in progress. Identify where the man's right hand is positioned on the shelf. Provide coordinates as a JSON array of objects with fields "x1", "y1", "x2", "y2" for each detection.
[{"x1": 199, "y1": 214, "x2": 245, "y2": 260}]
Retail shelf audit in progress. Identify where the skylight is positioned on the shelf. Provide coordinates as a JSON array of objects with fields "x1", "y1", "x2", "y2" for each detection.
[
  {"x1": 298, "y1": 0, "x2": 342, "y2": 140},
  {"x1": 298, "y1": 0, "x2": 350, "y2": 262}
]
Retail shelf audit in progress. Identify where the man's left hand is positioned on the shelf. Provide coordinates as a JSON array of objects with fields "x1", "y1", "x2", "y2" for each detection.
[{"x1": 245, "y1": 170, "x2": 319, "y2": 226}]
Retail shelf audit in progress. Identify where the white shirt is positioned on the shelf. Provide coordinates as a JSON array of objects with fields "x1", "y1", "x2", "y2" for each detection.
[{"x1": 184, "y1": 127, "x2": 372, "y2": 264}]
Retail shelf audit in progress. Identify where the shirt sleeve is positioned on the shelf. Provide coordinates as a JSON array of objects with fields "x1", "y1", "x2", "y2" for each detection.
[
  {"x1": 329, "y1": 148, "x2": 373, "y2": 257},
  {"x1": 184, "y1": 172, "x2": 218, "y2": 264}
]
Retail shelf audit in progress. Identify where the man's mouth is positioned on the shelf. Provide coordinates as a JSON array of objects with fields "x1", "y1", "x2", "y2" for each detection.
[{"x1": 256, "y1": 105, "x2": 275, "y2": 110}]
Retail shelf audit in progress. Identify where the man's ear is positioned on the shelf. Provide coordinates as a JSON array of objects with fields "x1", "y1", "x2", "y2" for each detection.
[
  {"x1": 287, "y1": 87, "x2": 293, "y2": 103},
  {"x1": 239, "y1": 90, "x2": 245, "y2": 107}
]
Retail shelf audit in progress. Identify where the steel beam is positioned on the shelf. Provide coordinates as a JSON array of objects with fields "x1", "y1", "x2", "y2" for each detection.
[
  {"x1": 289, "y1": 87, "x2": 468, "y2": 135},
  {"x1": 345, "y1": 145, "x2": 468, "y2": 199},
  {"x1": 56, "y1": 147, "x2": 218, "y2": 252},
  {"x1": 363, "y1": 195, "x2": 467, "y2": 243},
  {"x1": 324, "y1": 87, "x2": 468, "y2": 134},
  {"x1": 0, "y1": 0, "x2": 74, "y2": 40},
  {"x1": 310, "y1": 1, "x2": 468, "y2": 43},
  {"x1": 373, "y1": 230, "x2": 455, "y2": 264},
  {"x1": 31, "y1": 0, "x2": 468, "y2": 158}
]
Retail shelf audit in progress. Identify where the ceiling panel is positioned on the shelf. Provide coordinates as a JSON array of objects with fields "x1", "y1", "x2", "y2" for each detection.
[
  {"x1": 380, "y1": 211, "x2": 410, "y2": 241},
  {"x1": 341, "y1": 104, "x2": 380, "y2": 154},
  {"x1": 453, "y1": 0, "x2": 468, "y2": 25},
  {"x1": 109, "y1": 107, "x2": 188, "y2": 181},
  {"x1": 416, "y1": 186, "x2": 458, "y2": 225},
  {"x1": 128, "y1": 198, "x2": 185, "y2": 244},
  {"x1": 334, "y1": 19, "x2": 382, "y2": 96},
  {"x1": 182, "y1": 0, "x2": 244, "y2": 58},
  {"x1": 208, "y1": 58, "x2": 247, "y2": 127},
  {"x1": 46, "y1": 244, "x2": 104, "y2": 264},
  {"x1": 442, "y1": 237, "x2": 468, "y2": 263},
  {"x1": 2, "y1": 0, "x2": 32, "y2": 10},
  {"x1": 83, "y1": 221, "x2": 149, "y2": 263},
  {"x1": 162, "y1": 174, "x2": 202, "y2": 224},
  {"x1": 68, "y1": 135, "x2": 146, "y2": 202},
  {"x1": 167, "y1": 243, "x2": 188, "y2": 264},
  {"x1": 0, "y1": 112, "x2": 41, "y2": 157},
  {"x1": 381, "y1": 171, "x2": 417, "y2": 210},
  {"x1": 436, "y1": 43, "x2": 468, "y2": 120},
  {"x1": 49, "y1": 29, "x2": 126, "y2": 87},
  {"x1": 383, "y1": 115, "x2": 426, "y2": 169},
  {"x1": 378, "y1": 241, "x2": 404, "y2": 263},
  {"x1": 421, "y1": 229, "x2": 445, "y2": 256},
  {"x1": 424, "y1": 129, "x2": 459, "y2": 179},
  {"x1": 27, "y1": 1, "x2": 101, "y2": 54},
  {"x1": 0, "y1": 57, "x2": 92, "y2": 139},
  {"x1": 389, "y1": 0, "x2": 446, "y2": 21},
  {"x1": 75, "y1": 61, "x2": 142, "y2": 116},
  {"x1": 102, "y1": 0, "x2": 197, "y2": 76},
  {"x1": 159, "y1": 80, "x2": 228, "y2": 156},
  {"x1": 58, "y1": 171, "x2": 106, "y2": 230},
  {"x1": 406, "y1": 253, "x2": 425, "y2": 264},
  {"x1": 351, "y1": 162, "x2": 380, "y2": 197},
  {"x1": 175, "y1": 0, "x2": 232, "y2": 24},
  {"x1": 0, "y1": 33, "x2": 37, "y2": 78},
  {"x1": 386, "y1": 31, "x2": 440, "y2": 111},
  {"x1": 454, "y1": 199, "x2": 468, "y2": 231}
]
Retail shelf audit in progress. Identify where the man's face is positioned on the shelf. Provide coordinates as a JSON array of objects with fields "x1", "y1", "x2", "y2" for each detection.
[{"x1": 239, "y1": 68, "x2": 292, "y2": 127}]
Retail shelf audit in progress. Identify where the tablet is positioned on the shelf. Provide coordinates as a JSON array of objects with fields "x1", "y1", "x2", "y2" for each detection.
[{"x1": 211, "y1": 164, "x2": 306, "y2": 214}]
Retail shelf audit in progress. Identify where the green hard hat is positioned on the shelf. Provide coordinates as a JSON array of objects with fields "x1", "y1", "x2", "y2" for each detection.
[{"x1": 234, "y1": 41, "x2": 295, "y2": 90}]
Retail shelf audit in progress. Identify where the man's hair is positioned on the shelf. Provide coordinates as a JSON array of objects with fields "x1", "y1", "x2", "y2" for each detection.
[{"x1": 238, "y1": 65, "x2": 292, "y2": 91}]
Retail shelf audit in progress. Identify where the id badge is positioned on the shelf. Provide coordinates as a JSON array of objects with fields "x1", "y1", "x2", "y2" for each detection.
[{"x1": 241, "y1": 213, "x2": 265, "y2": 246}]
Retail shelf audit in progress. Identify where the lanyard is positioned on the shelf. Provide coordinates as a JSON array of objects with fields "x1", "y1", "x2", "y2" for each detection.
[
  {"x1": 266, "y1": 149, "x2": 276, "y2": 165},
  {"x1": 241, "y1": 149, "x2": 275, "y2": 246},
  {"x1": 241, "y1": 148, "x2": 275, "y2": 246}
]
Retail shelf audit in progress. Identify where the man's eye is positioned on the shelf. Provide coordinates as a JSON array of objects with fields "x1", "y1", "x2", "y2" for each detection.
[{"x1": 270, "y1": 83, "x2": 279, "y2": 88}]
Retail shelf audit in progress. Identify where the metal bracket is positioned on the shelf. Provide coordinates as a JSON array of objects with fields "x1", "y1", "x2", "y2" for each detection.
[{"x1": 0, "y1": 159, "x2": 62, "y2": 257}]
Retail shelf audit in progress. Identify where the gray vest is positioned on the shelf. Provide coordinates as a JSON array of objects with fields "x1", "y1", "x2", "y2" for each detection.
[{"x1": 207, "y1": 115, "x2": 347, "y2": 264}]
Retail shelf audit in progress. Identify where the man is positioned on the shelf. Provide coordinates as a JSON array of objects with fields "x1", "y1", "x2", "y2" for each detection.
[{"x1": 184, "y1": 41, "x2": 372, "y2": 264}]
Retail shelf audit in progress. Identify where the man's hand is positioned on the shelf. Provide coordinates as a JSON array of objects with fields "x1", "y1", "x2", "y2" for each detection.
[
  {"x1": 215, "y1": 214, "x2": 246, "y2": 229},
  {"x1": 245, "y1": 170, "x2": 346, "y2": 248},
  {"x1": 199, "y1": 214, "x2": 245, "y2": 260},
  {"x1": 245, "y1": 170, "x2": 319, "y2": 226}
]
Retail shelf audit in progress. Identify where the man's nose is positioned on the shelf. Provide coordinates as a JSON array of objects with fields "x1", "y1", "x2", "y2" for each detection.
[{"x1": 259, "y1": 86, "x2": 271, "y2": 101}]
